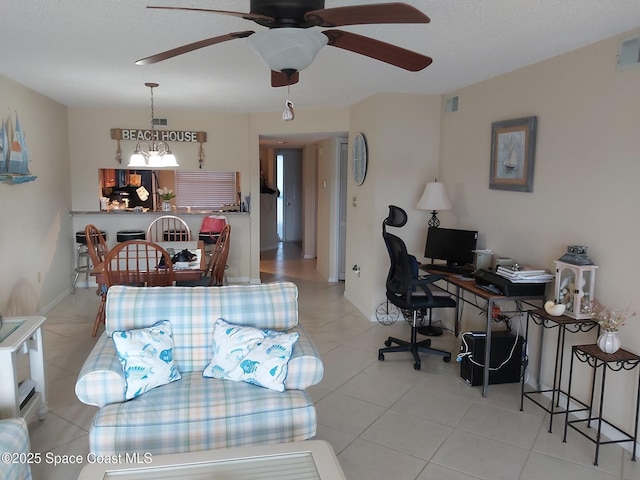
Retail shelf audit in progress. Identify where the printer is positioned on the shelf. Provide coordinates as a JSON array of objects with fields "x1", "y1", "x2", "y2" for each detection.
[{"x1": 473, "y1": 269, "x2": 546, "y2": 297}]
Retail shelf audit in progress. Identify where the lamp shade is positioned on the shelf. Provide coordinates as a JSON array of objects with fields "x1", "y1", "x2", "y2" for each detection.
[
  {"x1": 416, "y1": 181, "x2": 452, "y2": 211},
  {"x1": 247, "y1": 28, "x2": 328, "y2": 72},
  {"x1": 128, "y1": 152, "x2": 146, "y2": 168}
]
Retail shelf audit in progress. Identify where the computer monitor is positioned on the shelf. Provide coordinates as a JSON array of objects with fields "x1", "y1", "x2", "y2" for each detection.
[{"x1": 424, "y1": 227, "x2": 478, "y2": 267}]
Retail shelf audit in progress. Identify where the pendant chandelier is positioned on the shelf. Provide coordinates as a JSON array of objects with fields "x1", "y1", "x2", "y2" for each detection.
[{"x1": 128, "y1": 83, "x2": 178, "y2": 168}]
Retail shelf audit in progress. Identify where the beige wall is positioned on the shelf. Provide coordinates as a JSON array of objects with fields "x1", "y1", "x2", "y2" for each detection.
[
  {"x1": 344, "y1": 93, "x2": 443, "y2": 318},
  {"x1": 315, "y1": 137, "x2": 345, "y2": 281},
  {"x1": 0, "y1": 76, "x2": 72, "y2": 315},
  {"x1": 439, "y1": 28, "x2": 640, "y2": 430},
  {"x1": 302, "y1": 144, "x2": 318, "y2": 260}
]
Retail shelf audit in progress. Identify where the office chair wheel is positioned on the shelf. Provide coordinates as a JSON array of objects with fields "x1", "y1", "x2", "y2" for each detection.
[
  {"x1": 378, "y1": 352, "x2": 385, "y2": 361},
  {"x1": 414, "y1": 362, "x2": 421, "y2": 370},
  {"x1": 443, "y1": 355, "x2": 451, "y2": 363},
  {"x1": 384, "y1": 339, "x2": 392, "y2": 347},
  {"x1": 376, "y1": 301, "x2": 400, "y2": 325}
]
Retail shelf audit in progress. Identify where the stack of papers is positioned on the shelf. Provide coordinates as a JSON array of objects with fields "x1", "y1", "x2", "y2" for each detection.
[{"x1": 496, "y1": 266, "x2": 554, "y2": 283}]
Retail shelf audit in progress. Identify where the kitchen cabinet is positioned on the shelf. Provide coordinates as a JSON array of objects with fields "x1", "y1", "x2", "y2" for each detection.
[{"x1": 102, "y1": 169, "x2": 116, "y2": 188}]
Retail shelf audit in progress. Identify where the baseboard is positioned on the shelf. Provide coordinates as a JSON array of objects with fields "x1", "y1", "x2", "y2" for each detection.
[{"x1": 39, "y1": 288, "x2": 73, "y2": 315}]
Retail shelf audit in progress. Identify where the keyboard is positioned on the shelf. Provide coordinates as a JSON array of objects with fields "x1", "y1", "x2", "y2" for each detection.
[{"x1": 423, "y1": 264, "x2": 474, "y2": 276}]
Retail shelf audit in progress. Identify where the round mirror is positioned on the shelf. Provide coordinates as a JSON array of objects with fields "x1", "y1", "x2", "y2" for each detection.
[{"x1": 352, "y1": 133, "x2": 368, "y2": 186}]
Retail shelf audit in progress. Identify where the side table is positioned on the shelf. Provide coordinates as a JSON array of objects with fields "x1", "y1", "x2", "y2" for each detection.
[
  {"x1": 562, "y1": 344, "x2": 640, "y2": 465},
  {"x1": 520, "y1": 309, "x2": 598, "y2": 432},
  {"x1": 0, "y1": 316, "x2": 47, "y2": 421}
]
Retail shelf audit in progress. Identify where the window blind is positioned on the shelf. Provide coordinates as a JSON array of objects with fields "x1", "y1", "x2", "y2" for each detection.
[{"x1": 174, "y1": 171, "x2": 237, "y2": 210}]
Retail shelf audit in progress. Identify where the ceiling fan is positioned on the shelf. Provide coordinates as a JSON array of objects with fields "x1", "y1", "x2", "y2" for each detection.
[{"x1": 135, "y1": 1, "x2": 432, "y2": 87}]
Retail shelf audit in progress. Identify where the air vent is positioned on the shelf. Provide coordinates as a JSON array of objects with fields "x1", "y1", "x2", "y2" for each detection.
[
  {"x1": 152, "y1": 117, "x2": 168, "y2": 127},
  {"x1": 617, "y1": 35, "x2": 640, "y2": 71},
  {"x1": 445, "y1": 95, "x2": 459, "y2": 113}
]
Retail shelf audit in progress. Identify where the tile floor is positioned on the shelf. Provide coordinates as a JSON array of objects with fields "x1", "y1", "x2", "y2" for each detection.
[{"x1": 23, "y1": 243, "x2": 640, "y2": 479}]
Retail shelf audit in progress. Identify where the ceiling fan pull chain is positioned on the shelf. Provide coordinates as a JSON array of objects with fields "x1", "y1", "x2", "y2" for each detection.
[
  {"x1": 282, "y1": 84, "x2": 294, "y2": 121},
  {"x1": 282, "y1": 99, "x2": 294, "y2": 122}
]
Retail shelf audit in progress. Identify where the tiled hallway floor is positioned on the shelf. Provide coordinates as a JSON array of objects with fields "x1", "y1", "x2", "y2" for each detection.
[{"x1": 25, "y1": 243, "x2": 640, "y2": 479}]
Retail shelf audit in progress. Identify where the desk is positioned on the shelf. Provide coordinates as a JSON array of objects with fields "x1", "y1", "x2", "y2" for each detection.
[
  {"x1": 77, "y1": 440, "x2": 346, "y2": 479},
  {"x1": 421, "y1": 267, "x2": 544, "y2": 397},
  {"x1": 0, "y1": 316, "x2": 47, "y2": 421},
  {"x1": 563, "y1": 344, "x2": 640, "y2": 466},
  {"x1": 520, "y1": 309, "x2": 598, "y2": 433}
]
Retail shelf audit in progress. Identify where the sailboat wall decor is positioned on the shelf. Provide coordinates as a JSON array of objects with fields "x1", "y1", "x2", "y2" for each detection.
[{"x1": 0, "y1": 112, "x2": 36, "y2": 185}]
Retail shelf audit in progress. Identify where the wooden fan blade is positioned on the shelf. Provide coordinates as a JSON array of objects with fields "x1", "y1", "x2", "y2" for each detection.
[
  {"x1": 271, "y1": 70, "x2": 300, "y2": 87},
  {"x1": 323, "y1": 30, "x2": 432, "y2": 71},
  {"x1": 305, "y1": 3, "x2": 429, "y2": 27},
  {"x1": 147, "y1": 6, "x2": 275, "y2": 25},
  {"x1": 135, "y1": 31, "x2": 254, "y2": 65}
]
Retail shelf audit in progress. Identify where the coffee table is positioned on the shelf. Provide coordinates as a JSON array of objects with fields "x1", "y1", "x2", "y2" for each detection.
[{"x1": 77, "y1": 440, "x2": 346, "y2": 479}]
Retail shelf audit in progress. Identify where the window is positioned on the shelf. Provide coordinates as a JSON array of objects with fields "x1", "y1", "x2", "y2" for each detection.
[{"x1": 174, "y1": 171, "x2": 239, "y2": 210}]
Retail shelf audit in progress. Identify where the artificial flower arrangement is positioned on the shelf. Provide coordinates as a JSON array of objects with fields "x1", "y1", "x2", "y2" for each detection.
[
  {"x1": 590, "y1": 299, "x2": 637, "y2": 332},
  {"x1": 158, "y1": 187, "x2": 176, "y2": 201}
]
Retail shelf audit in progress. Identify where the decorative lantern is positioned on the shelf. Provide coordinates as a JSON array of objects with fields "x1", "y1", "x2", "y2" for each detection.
[{"x1": 553, "y1": 245, "x2": 598, "y2": 319}]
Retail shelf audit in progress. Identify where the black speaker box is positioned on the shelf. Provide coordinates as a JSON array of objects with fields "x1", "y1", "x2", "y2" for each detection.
[{"x1": 459, "y1": 331, "x2": 523, "y2": 386}]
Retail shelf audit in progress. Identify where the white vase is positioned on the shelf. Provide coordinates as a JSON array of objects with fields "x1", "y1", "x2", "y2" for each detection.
[
  {"x1": 597, "y1": 330, "x2": 621, "y2": 354},
  {"x1": 162, "y1": 200, "x2": 171, "y2": 212}
]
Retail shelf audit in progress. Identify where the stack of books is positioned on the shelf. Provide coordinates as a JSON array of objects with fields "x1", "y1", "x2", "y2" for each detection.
[{"x1": 496, "y1": 266, "x2": 554, "y2": 283}]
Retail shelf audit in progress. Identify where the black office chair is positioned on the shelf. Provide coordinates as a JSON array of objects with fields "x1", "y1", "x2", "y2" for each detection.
[{"x1": 378, "y1": 205, "x2": 455, "y2": 370}]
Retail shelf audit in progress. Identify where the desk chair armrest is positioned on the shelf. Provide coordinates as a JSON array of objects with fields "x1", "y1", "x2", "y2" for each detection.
[{"x1": 414, "y1": 273, "x2": 445, "y2": 285}]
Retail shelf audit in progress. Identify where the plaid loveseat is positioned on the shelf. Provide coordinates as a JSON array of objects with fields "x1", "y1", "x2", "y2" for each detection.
[
  {"x1": 75, "y1": 282, "x2": 323, "y2": 455},
  {"x1": 0, "y1": 418, "x2": 32, "y2": 480}
]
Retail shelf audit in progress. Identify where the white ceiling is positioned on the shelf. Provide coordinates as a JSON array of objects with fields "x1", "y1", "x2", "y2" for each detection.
[{"x1": 1, "y1": 1, "x2": 639, "y2": 113}]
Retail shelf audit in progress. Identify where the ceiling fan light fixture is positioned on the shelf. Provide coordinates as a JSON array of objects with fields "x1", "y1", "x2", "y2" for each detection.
[{"x1": 247, "y1": 28, "x2": 328, "y2": 72}]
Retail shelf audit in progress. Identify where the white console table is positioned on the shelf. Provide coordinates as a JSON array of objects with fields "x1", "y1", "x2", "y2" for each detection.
[
  {"x1": 0, "y1": 316, "x2": 47, "y2": 421},
  {"x1": 78, "y1": 440, "x2": 346, "y2": 479}
]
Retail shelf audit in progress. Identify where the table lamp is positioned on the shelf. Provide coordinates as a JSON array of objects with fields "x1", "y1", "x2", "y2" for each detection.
[{"x1": 416, "y1": 180, "x2": 451, "y2": 227}]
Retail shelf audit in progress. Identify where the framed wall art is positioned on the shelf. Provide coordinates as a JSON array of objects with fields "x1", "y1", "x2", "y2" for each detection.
[{"x1": 489, "y1": 116, "x2": 537, "y2": 192}]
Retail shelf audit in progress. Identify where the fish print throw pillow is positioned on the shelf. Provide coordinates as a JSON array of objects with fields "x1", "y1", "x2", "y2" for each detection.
[
  {"x1": 112, "y1": 320, "x2": 181, "y2": 400},
  {"x1": 203, "y1": 318, "x2": 299, "y2": 392}
]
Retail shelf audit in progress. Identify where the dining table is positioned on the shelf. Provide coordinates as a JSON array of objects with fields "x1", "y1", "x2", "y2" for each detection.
[{"x1": 90, "y1": 240, "x2": 207, "y2": 286}]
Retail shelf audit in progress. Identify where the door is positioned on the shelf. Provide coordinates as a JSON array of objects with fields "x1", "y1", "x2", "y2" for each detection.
[{"x1": 279, "y1": 149, "x2": 303, "y2": 243}]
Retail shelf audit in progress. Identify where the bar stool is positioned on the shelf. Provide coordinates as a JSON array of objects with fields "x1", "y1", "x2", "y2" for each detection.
[
  {"x1": 199, "y1": 216, "x2": 226, "y2": 262},
  {"x1": 116, "y1": 230, "x2": 146, "y2": 242},
  {"x1": 73, "y1": 230, "x2": 107, "y2": 293},
  {"x1": 72, "y1": 231, "x2": 91, "y2": 293},
  {"x1": 199, "y1": 232, "x2": 221, "y2": 264}
]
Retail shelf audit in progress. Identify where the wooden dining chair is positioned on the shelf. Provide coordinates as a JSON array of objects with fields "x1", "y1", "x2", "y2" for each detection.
[
  {"x1": 146, "y1": 215, "x2": 192, "y2": 242},
  {"x1": 104, "y1": 240, "x2": 174, "y2": 288},
  {"x1": 210, "y1": 224, "x2": 231, "y2": 286},
  {"x1": 84, "y1": 224, "x2": 110, "y2": 336},
  {"x1": 176, "y1": 224, "x2": 230, "y2": 287}
]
